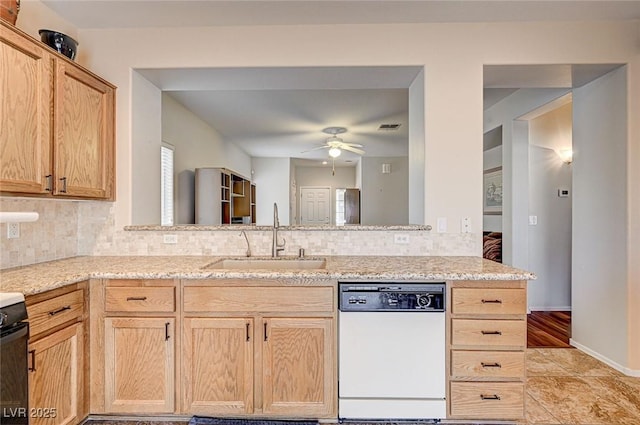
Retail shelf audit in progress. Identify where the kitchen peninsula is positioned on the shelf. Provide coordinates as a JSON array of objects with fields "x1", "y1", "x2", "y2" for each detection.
[{"x1": 1, "y1": 255, "x2": 533, "y2": 422}]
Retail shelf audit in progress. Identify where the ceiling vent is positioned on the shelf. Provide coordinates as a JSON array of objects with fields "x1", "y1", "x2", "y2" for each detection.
[{"x1": 378, "y1": 124, "x2": 401, "y2": 131}]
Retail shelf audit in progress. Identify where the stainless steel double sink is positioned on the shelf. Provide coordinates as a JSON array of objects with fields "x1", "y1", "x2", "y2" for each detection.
[{"x1": 202, "y1": 257, "x2": 327, "y2": 270}]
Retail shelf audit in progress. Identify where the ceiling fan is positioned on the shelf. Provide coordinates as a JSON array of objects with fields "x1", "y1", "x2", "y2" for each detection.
[{"x1": 302, "y1": 127, "x2": 365, "y2": 157}]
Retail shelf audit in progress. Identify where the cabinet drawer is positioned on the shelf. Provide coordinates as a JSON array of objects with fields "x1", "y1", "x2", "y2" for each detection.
[
  {"x1": 451, "y1": 319, "x2": 526, "y2": 347},
  {"x1": 451, "y1": 288, "x2": 526, "y2": 315},
  {"x1": 451, "y1": 350, "x2": 525, "y2": 378},
  {"x1": 105, "y1": 287, "x2": 175, "y2": 313},
  {"x1": 450, "y1": 382, "x2": 524, "y2": 419},
  {"x1": 28, "y1": 290, "x2": 84, "y2": 337},
  {"x1": 184, "y1": 286, "x2": 334, "y2": 313}
]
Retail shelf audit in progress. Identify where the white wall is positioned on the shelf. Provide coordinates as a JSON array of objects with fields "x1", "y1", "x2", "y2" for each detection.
[
  {"x1": 527, "y1": 145, "x2": 572, "y2": 310},
  {"x1": 12, "y1": 7, "x2": 640, "y2": 372},
  {"x1": 572, "y1": 67, "x2": 629, "y2": 370},
  {"x1": 161, "y1": 93, "x2": 251, "y2": 224},
  {"x1": 131, "y1": 72, "x2": 162, "y2": 225},
  {"x1": 484, "y1": 88, "x2": 571, "y2": 267},
  {"x1": 408, "y1": 69, "x2": 425, "y2": 224},
  {"x1": 361, "y1": 157, "x2": 408, "y2": 225},
  {"x1": 252, "y1": 157, "x2": 290, "y2": 225},
  {"x1": 527, "y1": 103, "x2": 572, "y2": 311},
  {"x1": 295, "y1": 166, "x2": 356, "y2": 225}
]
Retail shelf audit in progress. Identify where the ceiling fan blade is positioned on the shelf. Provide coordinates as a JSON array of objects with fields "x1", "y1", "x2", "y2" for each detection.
[
  {"x1": 301, "y1": 145, "x2": 330, "y2": 153},
  {"x1": 343, "y1": 142, "x2": 364, "y2": 148},
  {"x1": 341, "y1": 145, "x2": 366, "y2": 155}
]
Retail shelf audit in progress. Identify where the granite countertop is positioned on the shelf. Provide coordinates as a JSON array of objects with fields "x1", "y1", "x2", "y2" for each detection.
[{"x1": 0, "y1": 255, "x2": 535, "y2": 296}]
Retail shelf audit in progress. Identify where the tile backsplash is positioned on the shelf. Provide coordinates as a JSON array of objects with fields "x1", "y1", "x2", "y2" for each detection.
[
  {"x1": 1, "y1": 197, "x2": 480, "y2": 270},
  {"x1": 1, "y1": 198, "x2": 80, "y2": 268}
]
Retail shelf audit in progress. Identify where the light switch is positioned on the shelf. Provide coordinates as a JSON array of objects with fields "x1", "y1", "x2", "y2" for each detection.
[
  {"x1": 437, "y1": 217, "x2": 447, "y2": 233},
  {"x1": 528, "y1": 215, "x2": 538, "y2": 225}
]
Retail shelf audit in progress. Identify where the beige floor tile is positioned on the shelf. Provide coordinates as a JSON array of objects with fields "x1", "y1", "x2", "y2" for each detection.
[
  {"x1": 524, "y1": 393, "x2": 562, "y2": 424},
  {"x1": 592, "y1": 376, "x2": 640, "y2": 422},
  {"x1": 527, "y1": 376, "x2": 634, "y2": 424},
  {"x1": 527, "y1": 349, "x2": 572, "y2": 376},
  {"x1": 533, "y1": 348, "x2": 622, "y2": 377}
]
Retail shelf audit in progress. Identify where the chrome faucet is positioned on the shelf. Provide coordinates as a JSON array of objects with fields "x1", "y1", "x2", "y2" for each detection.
[
  {"x1": 272, "y1": 203, "x2": 286, "y2": 257},
  {"x1": 239, "y1": 230, "x2": 251, "y2": 257}
]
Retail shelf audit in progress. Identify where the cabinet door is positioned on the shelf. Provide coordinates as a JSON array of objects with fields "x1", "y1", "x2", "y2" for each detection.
[
  {"x1": 0, "y1": 27, "x2": 52, "y2": 193},
  {"x1": 182, "y1": 318, "x2": 254, "y2": 415},
  {"x1": 104, "y1": 318, "x2": 174, "y2": 413},
  {"x1": 262, "y1": 317, "x2": 334, "y2": 417},
  {"x1": 54, "y1": 60, "x2": 114, "y2": 199},
  {"x1": 29, "y1": 323, "x2": 83, "y2": 425}
]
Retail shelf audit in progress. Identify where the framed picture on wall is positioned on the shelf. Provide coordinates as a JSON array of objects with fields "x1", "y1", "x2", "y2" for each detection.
[{"x1": 483, "y1": 167, "x2": 503, "y2": 215}]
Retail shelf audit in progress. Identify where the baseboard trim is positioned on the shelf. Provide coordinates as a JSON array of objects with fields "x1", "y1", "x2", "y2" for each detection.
[
  {"x1": 528, "y1": 306, "x2": 572, "y2": 312},
  {"x1": 570, "y1": 339, "x2": 640, "y2": 377}
]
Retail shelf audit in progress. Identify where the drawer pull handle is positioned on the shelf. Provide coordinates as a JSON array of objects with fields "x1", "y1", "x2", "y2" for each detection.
[
  {"x1": 126, "y1": 296, "x2": 148, "y2": 301},
  {"x1": 481, "y1": 394, "x2": 501, "y2": 401},
  {"x1": 246, "y1": 322, "x2": 251, "y2": 341},
  {"x1": 481, "y1": 362, "x2": 502, "y2": 368},
  {"x1": 165, "y1": 322, "x2": 170, "y2": 341},
  {"x1": 481, "y1": 330, "x2": 502, "y2": 335},
  {"x1": 29, "y1": 349, "x2": 36, "y2": 372},
  {"x1": 59, "y1": 176, "x2": 67, "y2": 193},
  {"x1": 48, "y1": 306, "x2": 71, "y2": 316},
  {"x1": 482, "y1": 299, "x2": 503, "y2": 304}
]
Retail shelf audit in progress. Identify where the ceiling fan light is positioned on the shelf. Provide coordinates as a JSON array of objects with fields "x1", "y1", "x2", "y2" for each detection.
[{"x1": 328, "y1": 147, "x2": 342, "y2": 158}]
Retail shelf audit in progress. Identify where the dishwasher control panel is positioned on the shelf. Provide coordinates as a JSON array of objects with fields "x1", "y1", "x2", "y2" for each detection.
[{"x1": 338, "y1": 282, "x2": 445, "y2": 312}]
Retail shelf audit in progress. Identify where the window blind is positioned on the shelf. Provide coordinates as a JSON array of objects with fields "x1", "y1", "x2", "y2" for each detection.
[{"x1": 160, "y1": 145, "x2": 174, "y2": 226}]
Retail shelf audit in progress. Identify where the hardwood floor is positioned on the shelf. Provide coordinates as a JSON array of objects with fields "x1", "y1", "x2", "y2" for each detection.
[{"x1": 527, "y1": 311, "x2": 571, "y2": 348}]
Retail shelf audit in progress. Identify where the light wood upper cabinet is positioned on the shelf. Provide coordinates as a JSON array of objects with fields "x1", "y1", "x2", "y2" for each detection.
[
  {"x1": 53, "y1": 60, "x2": 115, "y2": 198},
  {"x1": 0, "y1": 21, "x2": 116, "y2": 200},
  {"x1": 0, "y1": 23, "x2": 52, "y2": 193}
]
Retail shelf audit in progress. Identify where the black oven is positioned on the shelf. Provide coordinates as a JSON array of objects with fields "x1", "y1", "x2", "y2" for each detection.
[{"x1": 0, "y1": 293, "x2": 29, "y2": 425}]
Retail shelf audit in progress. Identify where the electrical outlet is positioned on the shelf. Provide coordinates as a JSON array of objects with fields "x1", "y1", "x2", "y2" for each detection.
[
  {"x1": 394, "y1": 234, "x2": 410, "y2": 244},
  {"x1": 7, "y1": 222, "x2": 20, "y2": 239},
  {"x1": 163, "y1": 234, "x2": 178, "y2": 244},
  {"x1": 529, "y1": 215, "x2": 538, "y2": 225},
  {"x1": 461, "y1": 217, "x2": 471, "y2": 233}
]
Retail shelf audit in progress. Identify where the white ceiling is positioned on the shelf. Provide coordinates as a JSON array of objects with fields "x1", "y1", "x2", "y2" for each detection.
[
  {"x1": 139, "y1": 66, "x2": 419, "y2": 161},
  {"x1": 42, "y1": 1, "x2": 640, "y2": 29},
  {"x1": 48, "y1": 1, "x2": 636, "y2": 163}
]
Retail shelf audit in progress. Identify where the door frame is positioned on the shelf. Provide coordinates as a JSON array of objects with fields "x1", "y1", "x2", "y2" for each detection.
[{"x1": 299, "y1": 186, "x2": 332, "y2": 225}]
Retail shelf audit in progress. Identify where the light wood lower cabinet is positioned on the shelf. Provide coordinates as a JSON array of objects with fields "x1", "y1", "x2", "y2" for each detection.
[
  {"x1": 26, "y1": 282, "x2": 88, "y2": 425},
  {"x1": 96, "y1": 279, "x2": 178, "y2": 414},
  {"x1": 29, "y1": 323, "x2": 83, "y2": 425},
  {"x1": 183, "y1": 318, "x2": 254, "y2": 415},
  {"x1": 104, "y1": 317, "x2": 175, "y2": 413},
  {"x1": 182, "y1": 282, "x2": 336, "y2": 418},
  {"x1": 262, "y1": 317, "x2": 334, "y2": 416},
  {"x1": 447, "y1": 281, "x2": 527, "y2": 421},
  {"x1": 182, "y1": 315, "x2": 335, "y2": 417}
]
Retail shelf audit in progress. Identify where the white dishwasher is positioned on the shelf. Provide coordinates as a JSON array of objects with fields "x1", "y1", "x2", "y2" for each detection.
[{"x1": 338, "y1": 282, "x2": 446, "y2": 421}]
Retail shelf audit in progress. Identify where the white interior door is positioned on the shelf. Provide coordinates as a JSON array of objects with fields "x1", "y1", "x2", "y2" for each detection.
[{"x1": 300, "y1": 187, "x2": 330, "y2": 225}]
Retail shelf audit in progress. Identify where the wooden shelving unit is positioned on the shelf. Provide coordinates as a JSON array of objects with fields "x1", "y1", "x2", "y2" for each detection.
[{"x1": 195, "y1": 168, "x2": 255, "y2": 225}]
